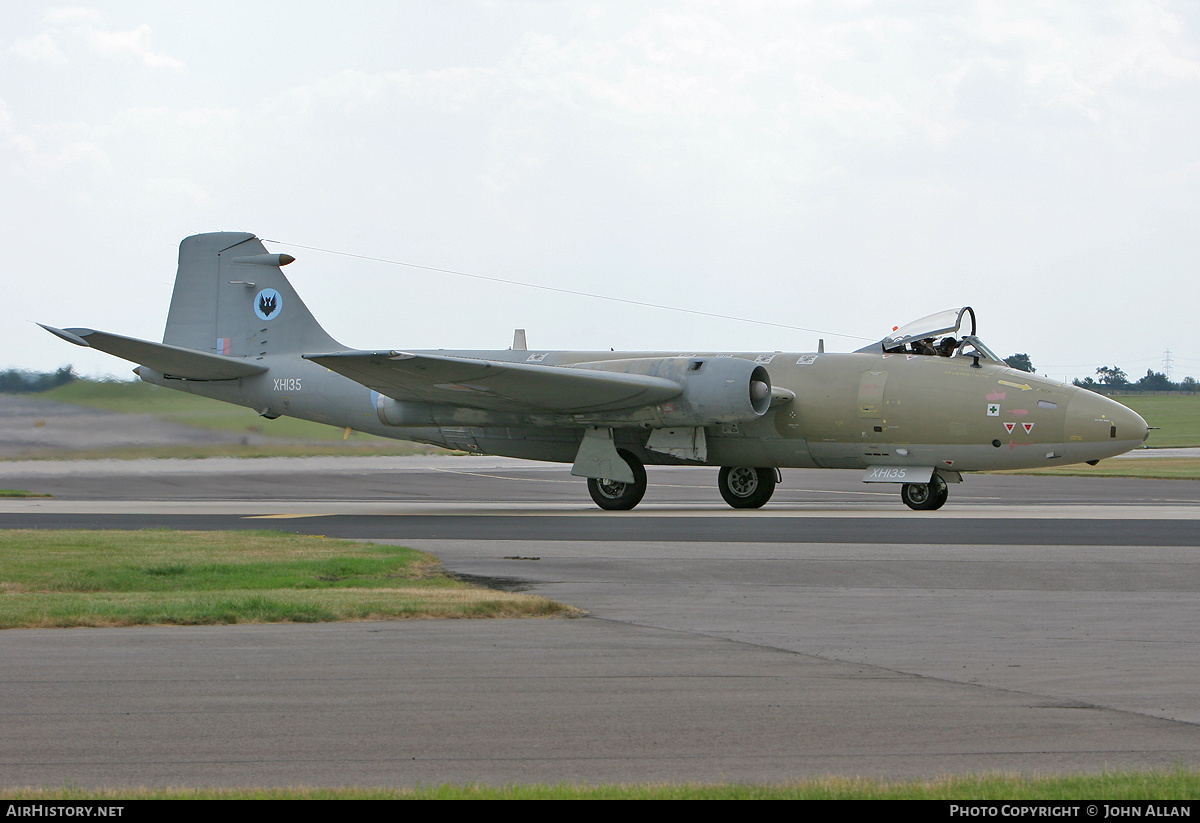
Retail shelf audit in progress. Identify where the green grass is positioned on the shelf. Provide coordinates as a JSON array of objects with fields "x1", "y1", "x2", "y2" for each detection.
[
  {"x1": 997, "y1": 456, "x2": 1200, "y2": 480},
  {"x1": 4, "y1": 769, "x2": 1198, "y2": 799},
  {"x1": 0, "y1": 530, "x2": 575, "y2": 628},
  {"x1": 47, "y1": 378, "x2": 278, "y2": 428},
  {"x1": 40, "y1": 379, "x2": 441, "y2": 455},
  {"x1": 0, "y1": 489, "x2": 51, "y2": 497},
  {"x1": 8, "y1": 442, "x2": 439, "y2": 461}
]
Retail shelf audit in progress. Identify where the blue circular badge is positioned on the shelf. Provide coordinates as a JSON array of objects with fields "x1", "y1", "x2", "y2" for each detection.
[{"x1": 254, "y1": 288, "x2": 283, "y2": 321}]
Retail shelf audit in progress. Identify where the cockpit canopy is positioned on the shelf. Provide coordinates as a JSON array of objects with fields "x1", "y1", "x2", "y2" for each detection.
[{"x1": 856, "y1": 306, "x2": 1003, "y2": 362}]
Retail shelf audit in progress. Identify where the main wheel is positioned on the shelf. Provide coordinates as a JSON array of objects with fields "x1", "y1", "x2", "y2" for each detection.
[
  {"x1": 901, "y1": 474, "x2": 948, "y2": 511},
  {"x1": 717, "y1": 466, "x2": 777, "y2": 509},
  {"x1": 586, "y1": 451, "x2": 647, "y2": 511}
]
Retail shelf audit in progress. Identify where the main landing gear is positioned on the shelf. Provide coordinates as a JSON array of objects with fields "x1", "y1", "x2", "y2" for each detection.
[
  {"x1": 900, "y1": 474, "x2": 949, "y2": 511},
  {"x1": 586, "y1": 450, "x2": 647, "y2": 511},
  {"x1": 717, "y1": 466, "x2": 777, "y2": 509},
  {"x1": 586, "y1": 457, "x2": 951, "y2": 512},
  {"x1": 585, "y1": 453, "x2": 781, "y2": 511}
]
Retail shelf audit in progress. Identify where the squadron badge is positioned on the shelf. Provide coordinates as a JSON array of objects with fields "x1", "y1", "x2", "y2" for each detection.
[{"x1": 254, "y1": 288, "x2": 282, "y2": 321}]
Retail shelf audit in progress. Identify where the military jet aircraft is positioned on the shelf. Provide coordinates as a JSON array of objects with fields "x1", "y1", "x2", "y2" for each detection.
[{"x1": 42, "y1": 232, "x2": 1150, "y2": 511}]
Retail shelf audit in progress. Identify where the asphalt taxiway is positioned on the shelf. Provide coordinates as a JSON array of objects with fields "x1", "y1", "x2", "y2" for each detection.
[{"x1": 1, "y1": 455, "x2": 1198, "y2": 788}]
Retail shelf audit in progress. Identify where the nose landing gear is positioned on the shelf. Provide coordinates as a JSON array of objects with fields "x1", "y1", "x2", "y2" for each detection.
[{"x1": 901, "y1": 474, "x2": 949, "y2": 511}]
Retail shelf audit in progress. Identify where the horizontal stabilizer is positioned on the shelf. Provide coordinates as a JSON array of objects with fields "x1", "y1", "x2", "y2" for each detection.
[
  {"x1": 304, "y1": 350, "x2": 682, "y2": 413},
  {"x1": 39, "y1": 325, "x2": 268, "y2": 380}
]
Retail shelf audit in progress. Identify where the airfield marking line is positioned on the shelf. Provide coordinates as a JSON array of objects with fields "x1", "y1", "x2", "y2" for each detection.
[
  {"x1": 427, "y1": 466, "x2": 726, "y2": 491},
  {"x1": 243, "y1": 514, "x2": 333, "y2": 519},
  {"x1": 429, "y1": 465, "x2": 708, "y2": 490},
  {"x1": 784, "y1": 488, "x2": 911, "y2": 498},
  {"x1": 193, "y1": 506, "x2": 1200, "y2": 520},
  {"x1": 429, "y1": 467, "x2": 579, "y2": 483},
  {"x1": 0, "y1": 501, "x2": 1180, "y2": 515}
]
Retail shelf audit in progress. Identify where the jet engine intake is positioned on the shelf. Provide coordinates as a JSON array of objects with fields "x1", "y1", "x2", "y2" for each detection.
[
  {"x1": 662, "y1": 358, "x2": 772, "y2": 426},
  {"x1": 568, "y1": 356, "x2": 772, "y2": 427}
]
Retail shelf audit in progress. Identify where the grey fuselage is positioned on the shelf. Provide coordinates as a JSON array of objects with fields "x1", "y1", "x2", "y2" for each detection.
[{"x1": 139, "y1": 346, "x2": 1148, "y2": 472}]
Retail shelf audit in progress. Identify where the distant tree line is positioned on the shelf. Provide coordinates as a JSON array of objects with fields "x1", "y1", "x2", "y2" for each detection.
[
  {"x1": 1004, "y1": 353, "x2": 1035, "y2": 373},
  {"x1": 995, "y1": 355, "x2": 1195, "y2": 393},
  {"x1": 0, "y1": 366, "x2": 77, "y2": 393},
  {"x1": 1073, "y1": 366, "x2": 1198, "y2": 393}
]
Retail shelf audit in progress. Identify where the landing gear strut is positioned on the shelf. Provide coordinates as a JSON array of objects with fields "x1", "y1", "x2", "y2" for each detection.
[
  {"x1": 900, "y1": 474, "x2": 949, "y2": 511},
  {"x1": 717, "y1": 466, "x2": 777, "y2": 509},
  {"x1": 586, "y1": 450, "x2": 647, "y2": 511}
]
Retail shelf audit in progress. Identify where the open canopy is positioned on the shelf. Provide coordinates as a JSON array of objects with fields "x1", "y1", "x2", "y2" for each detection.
[{"x1": 856, "y1": 306, "x2": 1002, "y2": 362}]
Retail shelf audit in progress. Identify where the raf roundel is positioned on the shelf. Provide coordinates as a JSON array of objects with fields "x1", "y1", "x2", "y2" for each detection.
[{"x1": 254, "y1": 288, "x2": 283, "y2": 321}]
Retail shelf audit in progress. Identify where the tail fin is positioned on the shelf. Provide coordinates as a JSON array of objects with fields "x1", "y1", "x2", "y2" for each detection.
[{"x1": 163, "y1": 232, "x2": 343, "y2": 356}]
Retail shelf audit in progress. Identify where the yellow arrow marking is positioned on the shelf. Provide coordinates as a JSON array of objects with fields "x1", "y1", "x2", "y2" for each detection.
[{"x1": 998, "y1": 380, "x2": 1032, "y2": 391}]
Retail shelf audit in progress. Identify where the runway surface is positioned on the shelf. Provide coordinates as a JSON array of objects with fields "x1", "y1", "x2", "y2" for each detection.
[{"x1": 1, "y1": 455, "x2": 1198, "y2": 788}]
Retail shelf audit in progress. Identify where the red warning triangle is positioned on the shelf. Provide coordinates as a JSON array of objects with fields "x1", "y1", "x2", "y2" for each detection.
[
  {"x1": 1022, "y1": 422, "x2": 1035, "y2": 434},
  {"x1": 1003, "y1": 422, "x2": 1016, "y2": 433}
]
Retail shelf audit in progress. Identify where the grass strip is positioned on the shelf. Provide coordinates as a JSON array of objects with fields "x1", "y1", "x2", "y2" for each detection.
[
  {"x1": 43, "y1": 380, "x2": 433, "y2": 447},
  {"x1": 0, "y1": 529, "x2": 576, "y2": 628},
  {"x1": 1108, "y1": 395, "x2": 1200, "y2": 448},
  {"x1": 4, "y1": 769, "x2": 1199, "y2": 799},
  {"x1": 992, "y1": 457, "x2": 1200, "y2": 480},
  {"x1": 1, "y1": 443, "x2": 441, "y2": 461}
]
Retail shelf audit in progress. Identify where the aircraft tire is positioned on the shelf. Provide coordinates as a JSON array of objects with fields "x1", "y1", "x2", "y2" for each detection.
[
  {"x1": 901, "y1": 474, "x2": 948, "y2": 511},
  {"x1": 586, "y1": 451, "x2": 647, "y2": 511},
  {"x1": 717, "y1": 466, "x2": 776, "y2": 509},
  {"x1": 933, "y1": 479, "x2": 949, "y2": 509}
]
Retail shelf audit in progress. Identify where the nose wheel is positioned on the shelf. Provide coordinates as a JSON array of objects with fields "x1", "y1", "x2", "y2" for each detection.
[
  {"x1": 901, "y1": 474, "x2": 949, "y2": 511},
  {"x1": 586, "y1": 450, "x2": 647, "y2": 510}
]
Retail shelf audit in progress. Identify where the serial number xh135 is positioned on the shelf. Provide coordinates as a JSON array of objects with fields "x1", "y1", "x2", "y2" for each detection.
[{"x1": 43, "y1": 232, "x2": 1149, "y2": 511}]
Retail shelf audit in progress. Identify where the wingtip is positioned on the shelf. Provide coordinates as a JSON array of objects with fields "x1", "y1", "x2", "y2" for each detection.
[{"x1": 38, "y1": 323, "x2": 91, "y2": 347}]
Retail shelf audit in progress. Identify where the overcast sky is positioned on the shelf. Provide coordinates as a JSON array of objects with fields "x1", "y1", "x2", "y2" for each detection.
[{"x1": 5, "y1": 1, "x2": 1199, "y2": 383}]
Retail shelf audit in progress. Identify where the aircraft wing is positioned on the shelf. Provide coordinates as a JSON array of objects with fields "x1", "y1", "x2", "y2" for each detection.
[
  {"x1": 304, "y1": 350, "x2": 683, "y2": 413},
  {"x1": 39, "y1": 325, "x2": 268, "y2": 380}
]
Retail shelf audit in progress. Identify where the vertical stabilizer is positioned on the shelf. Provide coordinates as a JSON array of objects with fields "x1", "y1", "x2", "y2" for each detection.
[{"x1": 163, "y1": 232, "x2": 342, "y2": 356}]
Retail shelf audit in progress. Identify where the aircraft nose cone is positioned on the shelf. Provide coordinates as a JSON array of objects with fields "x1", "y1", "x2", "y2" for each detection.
[
  {"x1": 1120, "y1": 400, "x2": 1150, "y2": 444},
  {"x1": 1100, "y1": 393, "x2": 1149, "y2": 445},
  {"x1": 1065, "y1": 389, "x2": 1149, "y2": 458}
]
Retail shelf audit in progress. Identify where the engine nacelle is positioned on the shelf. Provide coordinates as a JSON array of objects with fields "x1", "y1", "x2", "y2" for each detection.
[
  {"x1": 375, "y1": 394, "x2": 532, "y2": 428},
  {"x1": 664, "y1": 357, "x2": 772, "y2": 426},
  {"x1": 570, "y1": 356, "x2": 773, "y2": 427},
  {"x1": 374, "y1": 357, "x2": 774, "y2": 430}
]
